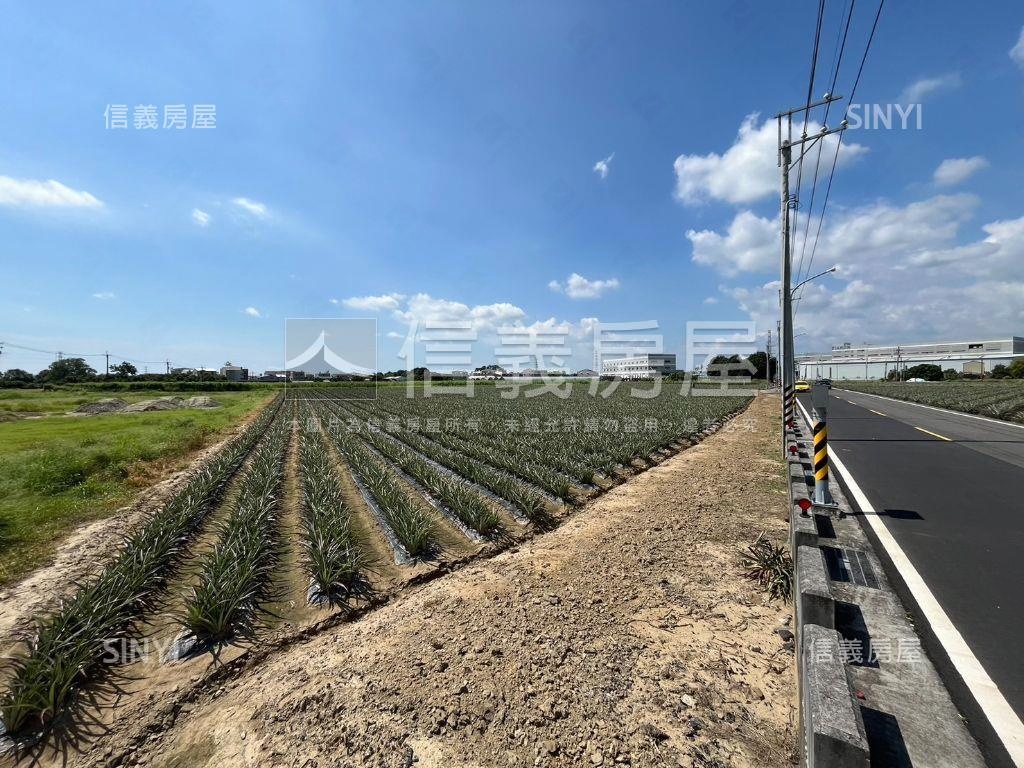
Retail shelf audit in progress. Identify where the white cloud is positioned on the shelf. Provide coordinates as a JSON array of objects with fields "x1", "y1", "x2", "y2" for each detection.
[
  {"x1": 1010, "y1": 27, "x2": 1024, "y2": 68},
  {"x1": 328, "y1": 298, "x2": 340, "y2": 305},
  {"x1": 703, "y1": 296, "x2": 719, "y2": 305},
  {"x1": 342, "y1": 293, "x2": 406, "y2": 312},
  {"x1": 394, "y1": 293, "x2": 526, "y2": 331},
  {"x1": 0, "y1": 175, "x2": 102, "y2": 208},
  {"x1": 386, "y1": 331, "x2": 404, "y2": 339},
  {"x1": 191, "y1": 208, "x2": 211, "y2": 226},
  {"x1": 593, "y1": 152, "x2": 614, "y2": 180},
  {"x1": 687, "y1": 211, "x2": 778, "y2": 276},
  {"x1": 673, "y1": 114, "x2": 867, "y2": 206},
  {"x1": 700, "y1": 194, "x2": 1024, "y2": 351},
  {"x1": 933, "y1": 156, "x2": 988, "y2": 187},
  {"x1": 232, "y1": 197, "x2": 268, "y2": 217},
  {"x1": 92, "y1": 291, "x2": 116, "y2": 300},
  {"x1": 549, "y1": 273, "x2": 620, "y2": 299},
  {"x1": 243, "y1": 307, "x2": 262, "y2": 318},
  {"x1": 898, "y1": 73, "x2": 961, "y2": 103}
]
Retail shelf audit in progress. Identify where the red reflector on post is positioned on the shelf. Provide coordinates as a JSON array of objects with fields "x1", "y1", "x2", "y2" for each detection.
[{"x1": 796, "y1": 498, "x2": 813, "y2": 514}]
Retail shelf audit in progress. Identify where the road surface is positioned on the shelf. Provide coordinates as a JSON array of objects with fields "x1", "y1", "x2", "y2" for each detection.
[{"x1": 797, "y1": 387, "x2": 1024, "y2": 767}]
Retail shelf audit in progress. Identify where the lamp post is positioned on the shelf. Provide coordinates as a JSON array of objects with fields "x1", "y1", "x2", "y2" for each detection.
[{"x1": 792, "y1": 266, "x2": 838, "y2": 297}]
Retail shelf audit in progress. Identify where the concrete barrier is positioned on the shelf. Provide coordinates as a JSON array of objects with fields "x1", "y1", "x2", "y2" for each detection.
[
  {"x1": 801, "y1": 624, "x2": 870, "y2": 768},
  {"x1": 796, "y1": 544, "x2": 834, "y2": 646},
  {"x1": 791, "y1": 508, "x2": 818, "y2": 551}
]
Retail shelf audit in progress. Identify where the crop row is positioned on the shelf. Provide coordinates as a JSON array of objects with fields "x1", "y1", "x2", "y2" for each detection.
[
  {"x1": 181, "y1": 409, "x2": 291, "y2": 646},
  {"x1": 357, "y1": 426, "x2": 501, "y2": 536},
  {"x1": 326, "y1": 384, "x2": 749, "y2": 485},
  {"x1": 0, "y1": 395, "x2": 284, "y2": 737},
  {"x1": 297, "y1": 413, "x2": 366, "y2": 602},
  {"x1": 312, "y1": 400, "x2": 436, "y2": 557}
]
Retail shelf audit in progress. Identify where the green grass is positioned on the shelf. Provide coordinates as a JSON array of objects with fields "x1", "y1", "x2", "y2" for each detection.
[{"x1": 0, "y1": 389, "x2": 275, "y2": 586}]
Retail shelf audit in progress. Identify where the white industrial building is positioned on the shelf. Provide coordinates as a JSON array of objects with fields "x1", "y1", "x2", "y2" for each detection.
[
  {"x1": 601, "y1": 353, "x2": 677, "y2": 379},
  {"x1": 796, "y1": 337, "x2": 1024, "y2": 380}
]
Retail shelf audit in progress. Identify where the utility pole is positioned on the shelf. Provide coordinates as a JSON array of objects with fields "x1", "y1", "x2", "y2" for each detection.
[
  {"x1": 766, "y1": 328, "x2": 773, "y2": 384},
  {"x1": 776, "y1": 320, "x2": 781, "y2": 386},
  {"x1": 105, "y1": 351, "x2": 110, "y2": 377},
  {"x1": 776, "y1": 94, "x2": 847, "y2": 450},
  {"x1": 165, "y1": 360, "x2": 171, "y2": 375}
]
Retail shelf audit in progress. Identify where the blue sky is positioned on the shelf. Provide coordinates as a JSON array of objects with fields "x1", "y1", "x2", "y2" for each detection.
[{"x1": 2, "y1": 1, "x2": 1024, "y2": 374}]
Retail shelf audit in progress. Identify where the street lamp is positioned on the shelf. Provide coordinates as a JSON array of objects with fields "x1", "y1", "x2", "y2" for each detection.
[{"x1": 792, "y1": 265, "x2": 838, "y2": 297}]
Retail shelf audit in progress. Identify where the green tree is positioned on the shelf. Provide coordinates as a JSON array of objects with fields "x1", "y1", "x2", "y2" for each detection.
[
  {"x1": 904, "y1": 363, "x2": 943, "y2": 381},
  {"x1": 991, "y1": 364, "x2": 1010, "y2": 379},
  {"x1": 942, "y1": 368, "x2": 959, "y2": 381},
  {"x1": 111, "y1": 361, "x2": 138, "y2": 378},
  {"x1": 746, "y1": 351, "x2": 778, "y2": 380},
  {"x1": 2, "y1": 368, "x2": 33, "y2": 383},
  {"x1": 705, "y1": 354, "x2": 739, "y2": 377},
  {"x1": 1006, "y1": 359, "x2": 1024, "y2": 379},
  {"x1": 37, "y1": 358, "x2": 97, "y2": 384}
]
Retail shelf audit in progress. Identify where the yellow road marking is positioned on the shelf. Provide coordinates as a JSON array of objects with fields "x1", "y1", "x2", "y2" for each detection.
[
  {"x1": 915, "y1": 426, "x2": 952, "y2": 442},
  {"x1": 869, "y1": 409, "x2": 886, "y2": 416}
]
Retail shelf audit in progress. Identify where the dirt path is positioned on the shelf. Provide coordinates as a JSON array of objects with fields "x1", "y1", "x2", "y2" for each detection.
[{"x1": 37, "y1": 394, "x2": 795, "y2": 768}]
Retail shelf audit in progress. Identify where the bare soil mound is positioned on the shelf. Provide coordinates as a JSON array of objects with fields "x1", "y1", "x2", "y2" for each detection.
[
  {"x1": 68, "y1": 396, "x2": 221, "y2": 416},
  {"x1": 72, "y1": 397, "x2": 128, "y2": 414},
  {"x1": 123, "y1": 396, "x2": 186, "y2": 412}
]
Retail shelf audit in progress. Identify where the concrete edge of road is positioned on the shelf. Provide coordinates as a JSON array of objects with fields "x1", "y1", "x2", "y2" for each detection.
[
  {"x1": 785, "y1": 418, "x2": 871, "y2": 767},
  {"x1": 796, "y1": 396, "x2": 1023, "y2": 768},
  {"x1": 833, "y1": 387, "x2": 1024, "y2": 431}
]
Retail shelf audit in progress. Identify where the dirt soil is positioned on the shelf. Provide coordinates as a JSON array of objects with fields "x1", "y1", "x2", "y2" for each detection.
[{"x1": 21, "y1": 394, "x2": 796, "y2": 768}]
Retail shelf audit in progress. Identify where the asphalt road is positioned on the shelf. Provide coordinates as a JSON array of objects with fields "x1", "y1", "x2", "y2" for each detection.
[{"x1": 798, "y1": 388, "x2": 1024, "y2": 764}]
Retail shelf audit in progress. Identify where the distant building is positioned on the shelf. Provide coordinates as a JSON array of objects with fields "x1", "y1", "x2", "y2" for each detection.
[
  {"x1": 470, "y1": 365, "x2": 507, "y2": 380},
  {"x1": 601, "y1": 353, "x2": 677, "y2": 380},
  {"x1": 797, "y1": 337, "x2": 1024, "y2": 380},
  {"x1": 574, "y1": 368, "x2": 599, "y2": 378},
  {"x1": 219, "y1": 362, "x2": 249, "y2": 381}
]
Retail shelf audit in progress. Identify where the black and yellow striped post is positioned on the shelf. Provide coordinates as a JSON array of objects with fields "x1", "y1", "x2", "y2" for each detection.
[
  {"x1": 812, "y1": 416, "x2": 830, "y2": 504},
  {"x1": 783, "y1": 382, "x2": 795, "y2": 428},
  {"x1": 810, "y1": 381, "x2": 832, "y2": 505}
]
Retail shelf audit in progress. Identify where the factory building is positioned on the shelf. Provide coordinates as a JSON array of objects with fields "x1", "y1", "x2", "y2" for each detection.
[
  {"x1": 796, "y1": 337, "x2": 1024, "y2": 380},
  {"x1": 601, "y1": 353, "x2": 677, "y2": 380}
]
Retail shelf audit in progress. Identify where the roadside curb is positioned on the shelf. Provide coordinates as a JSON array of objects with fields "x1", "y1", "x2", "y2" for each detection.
[{"x1": 786, "y1": 423, "x2": 869, "y2": 767}]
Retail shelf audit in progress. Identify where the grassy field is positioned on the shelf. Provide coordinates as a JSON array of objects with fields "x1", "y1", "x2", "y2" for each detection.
[
  {"x1": 0, "y1": 388, "x2": 276, "y2": 586},
  {"x1": 838, "y1": 379, "x2": 1024, "y2": 423}
]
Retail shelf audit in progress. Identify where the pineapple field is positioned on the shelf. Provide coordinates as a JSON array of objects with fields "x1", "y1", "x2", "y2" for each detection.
[{"x1": 0, "y1": 383, "x2": 756, "y2": 754}]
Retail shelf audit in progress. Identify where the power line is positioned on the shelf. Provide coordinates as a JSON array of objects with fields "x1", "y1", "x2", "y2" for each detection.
[
  {"x1": 0, "y1": 341, "x2": 170, "y2": 368},
  {"x1": 795, "y1": 0, "x2": 856, "y2": 288},
  {"x1": 796, "y1": 0, "x2": 885, "y2": 315},
  {"x1": 790, "y1": 0, "x2": 828, "y2": 273}
]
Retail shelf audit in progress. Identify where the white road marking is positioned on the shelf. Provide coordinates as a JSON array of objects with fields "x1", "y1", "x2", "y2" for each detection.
[
  {"x1": 796, "y1": 397, "x2": 1024, "y2": 766},
  {"x1": 837, "y1": 389, "x2": 1024, "y2": 431}
]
